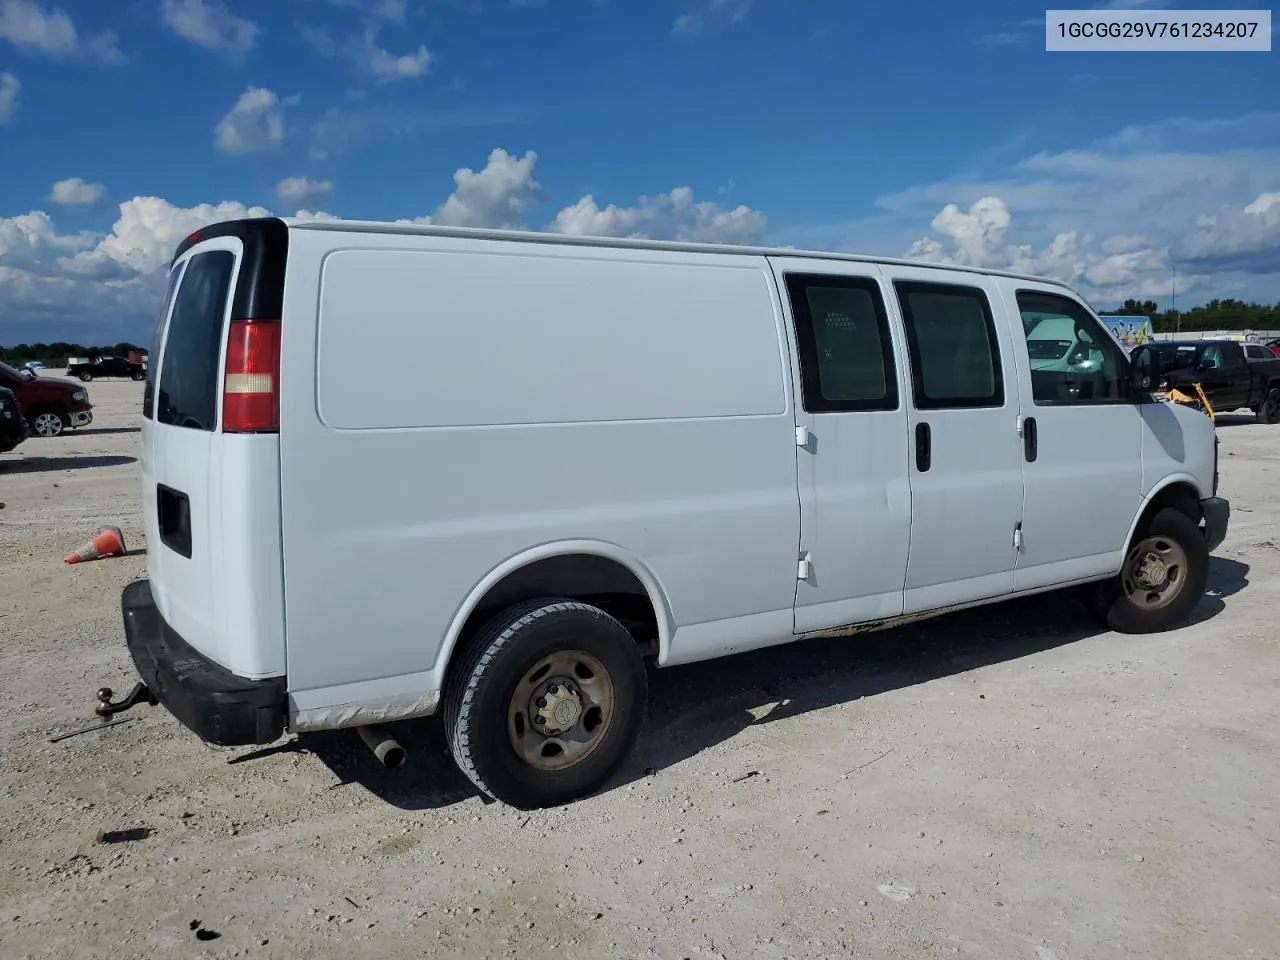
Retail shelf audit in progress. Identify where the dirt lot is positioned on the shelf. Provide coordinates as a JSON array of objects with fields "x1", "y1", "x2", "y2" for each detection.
[{"x1": 1, "y1": 376, "x2": 1277, "y2": 960}]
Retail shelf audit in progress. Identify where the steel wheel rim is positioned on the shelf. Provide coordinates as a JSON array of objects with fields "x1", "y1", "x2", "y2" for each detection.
[
  {"x1": 32, "y1": 413, "x2": 62, "y2": 437},
  {"x1": 1122, "y1": 535, "x2": 1188, "y2": 611},
  {"x1": 507, "y1": 650, "x2": 615, "y2": 772}
]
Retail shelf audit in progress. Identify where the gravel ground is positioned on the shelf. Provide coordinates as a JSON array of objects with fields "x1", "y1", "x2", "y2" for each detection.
[{"x1": 1, "y1": 376, "x2": 1277, "y2": 960}]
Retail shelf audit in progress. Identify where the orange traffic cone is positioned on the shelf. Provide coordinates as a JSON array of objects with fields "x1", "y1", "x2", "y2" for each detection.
[{"x1": 65, "y1": 527, "x2": 126, "y2": 564}]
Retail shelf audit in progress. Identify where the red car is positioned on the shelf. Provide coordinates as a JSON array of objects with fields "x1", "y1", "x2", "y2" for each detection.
[{"x1": 0, "y1": 360, "x2": 94, "y2": 437}]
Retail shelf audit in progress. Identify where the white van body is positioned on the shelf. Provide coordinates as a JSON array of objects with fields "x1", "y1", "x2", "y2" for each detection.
[{"x1": 119, "y1": 217, "x2": 1227, "y2": 805}]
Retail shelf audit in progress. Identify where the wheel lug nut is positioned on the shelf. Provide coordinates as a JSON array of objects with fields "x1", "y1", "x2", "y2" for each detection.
[
  {"x1": 533, "y1": 715, "x2": 544, "y2": 725},
  {"x1": 536, "y1": 697, "x2": 547, "y2": 708},
  {"x1": 548, "y1": 684, "x2": 559, "y2": 695}
]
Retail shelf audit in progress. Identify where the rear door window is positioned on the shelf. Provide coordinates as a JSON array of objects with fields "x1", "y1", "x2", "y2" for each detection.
[
  {"x1": 143, "y1": 263, "x2": 184, "y2": 420},
  {"x1": 155, "y1": 251, "x2": 235, "y2": 431},
  {"x1": 785, "y1": 274, "x2": 898, "y2": 412}
]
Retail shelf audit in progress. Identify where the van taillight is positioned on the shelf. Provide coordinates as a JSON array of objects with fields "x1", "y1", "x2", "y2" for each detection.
[{"x1": 223, "y1": 319, "x2": 280, "y2": 433}]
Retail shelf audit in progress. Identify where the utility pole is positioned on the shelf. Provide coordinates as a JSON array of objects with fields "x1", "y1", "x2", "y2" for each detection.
[{"x1": 1172, "y1": 263, "x2": 1179, "y2": 338}]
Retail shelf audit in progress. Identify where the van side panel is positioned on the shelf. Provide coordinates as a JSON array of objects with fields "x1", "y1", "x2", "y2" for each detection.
[
  {"x1": 278, "y1": 230, "x2": 800, "y2": 715},
  {"x1": 317, "y1": 250, "x2": 787, "y2": 428}
]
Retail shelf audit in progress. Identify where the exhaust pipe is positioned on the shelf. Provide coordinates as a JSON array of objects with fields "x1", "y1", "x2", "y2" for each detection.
[{"x1": 357, "y1": 724, "x2": 406, "y2": 769}]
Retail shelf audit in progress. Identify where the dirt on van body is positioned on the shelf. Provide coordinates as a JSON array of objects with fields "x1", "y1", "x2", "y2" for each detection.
[{"x1": 1, "y1": 377, "x2": 1278, "y2": 960}]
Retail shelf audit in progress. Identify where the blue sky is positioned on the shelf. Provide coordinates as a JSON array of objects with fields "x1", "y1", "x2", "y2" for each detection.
[{"x1": 0, "y1": 0, "x2": 1277, "y2": 343}]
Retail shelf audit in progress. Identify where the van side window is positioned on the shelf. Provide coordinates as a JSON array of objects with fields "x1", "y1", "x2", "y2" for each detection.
[
  {"x1": 1015, "y1": 291, "x2": 1128, "y2": 405},
  {"x1": 156, "y1": 251, "x2": 235, "y2": 431},
  {"x1": 895, "y1": 281, "x2": 1003, "y2": 409},
  {"x1": 784, "y1": 274, "x2": 898, "y2": 413}
]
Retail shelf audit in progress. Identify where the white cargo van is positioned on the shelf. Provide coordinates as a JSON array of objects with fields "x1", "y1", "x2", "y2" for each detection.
[{"x1": 111, "y1": 217, "x2": 1228, "y2": 808}]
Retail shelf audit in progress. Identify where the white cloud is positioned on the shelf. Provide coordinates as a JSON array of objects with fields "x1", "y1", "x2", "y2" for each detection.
[
  {"x1": 361, "y1": 27, "x2": 430, "y2": 82},
  {"x1": 0, "y1": 70, "x2": 16, "y2": 122},
  {"x1": 424, "y1": 148, "x2": 544, "y2": 229},
  {"x1": 549, "y1": 186, "x2": 768, "y2": 244},
  {"x1": 671, "y1": 13, "x2": 702, "y2": 36},
  {"x1": 49, "y1": 177, "x2": 106, "y2": 206},
  {"x1": 161, "y1": 0, "x2": 257, "y2": 57},
  {"x1": 215, "y1": 87, "x2": 287, "y2": 155},
  {"x1": 0, "y1": 0, "x2": 124, "y2": 63},
  {"x1": 324, "y1": 0, "x2": 407, "y2": 20},
  {"x1": 0, "y1": 210, "x2": 94, "y2": 268},
  {"x1": 277, "y1": 176, "x2": 334, "y2": 206},
  {"x1": 292, "y1": 208, "x2": 341, "y2": 223},
  {"x1": 878, "y1": 113, "x2": 1280, "y2": 305},
  {"x1": 304, "y1": 22, "x2": 431, "y2": 82},
  {"x1": 673, "y1": 0, "x2": 751, "y2": 38},
  {"x1": 64, "y1": 196, "x2": 271, "y2": 278},
  {"x1": 1176, "y1": 191, "x2": 1280, "y2": 276}
]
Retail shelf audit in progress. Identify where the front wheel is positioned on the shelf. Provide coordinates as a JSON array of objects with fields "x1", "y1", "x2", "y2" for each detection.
[
  {"x1": 29, "y1": 410, "x2": 67, "y2": 438},
  {"x1": 1256, "y1": 387, "x2": 1280, "y2": 424},
  {"x1": 130, "y1": 370, "x2": 145, "y2": 382},
  {"x1": 1090, "y1": 507, "x2": 1209, "y2": 634},
  {"x1": 443, "y1": 599, "x2": 647, "y2": 809},
  {"x1": 78, "y1": 372, "x2": 93, "y2": 383}
]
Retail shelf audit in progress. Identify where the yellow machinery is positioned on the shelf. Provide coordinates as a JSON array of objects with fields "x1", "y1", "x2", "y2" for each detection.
[{"x1": 1161, "y1": 381, "x2": 1215, "y2": 420}]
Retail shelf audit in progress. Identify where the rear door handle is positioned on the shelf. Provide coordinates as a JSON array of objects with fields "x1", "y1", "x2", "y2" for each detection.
[
  {"x1": 915, "y1": 422, "x2": 931, "y2": 472},
  {"x1": 1023, "y1": 416, "x2": 1038, "y2": 463}
]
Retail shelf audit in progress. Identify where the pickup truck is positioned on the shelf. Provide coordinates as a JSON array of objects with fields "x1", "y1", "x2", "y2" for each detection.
[
  {"x1": 1134, "y1": 339, "x2": 1280, "y2": 422},
  {"x1": 66, "y1": 356, "x2": 146, "y2": 382}
]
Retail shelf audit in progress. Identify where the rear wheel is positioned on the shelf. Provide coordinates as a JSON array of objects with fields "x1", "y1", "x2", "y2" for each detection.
[
  {"x1": 444, "y1": 599, "x2": 647, "y2": 809},
  {"x1": 1088, "y1": 507, "x2": 1209, "y2": 634},
  {"x1": 78, "y1": 372, "x2": 93, "y2": 383},
  {"x1": 29, "y1": 409, "x2": 66, "y2": 438},
  {"x1": 1256, "y1": 387, "x2": 1280, "y2": 424},
  {"x1": 131, "y1": 370, "x2": 145, "y2": 382}
]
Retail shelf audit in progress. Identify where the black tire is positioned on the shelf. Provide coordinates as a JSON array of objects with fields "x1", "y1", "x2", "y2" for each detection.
[
  {"x1": 78, "y1": 372, "x2": 93, "y2": 382},
  {"x1": 1256, "y1": 386, "x2": 1280, "y2": 424},
  {"x1": 28, "y1": 408, "x2": 67, "y2": 438},
  {"x1": 1091, "y1": 507, "x2": 1209, "y2": 634},
  {"x1": 131, "y1": 370, "x2": 145, "y2": 382},
  {"x1": 443, "y1": 598, "x2": 647, "y2": 809}
]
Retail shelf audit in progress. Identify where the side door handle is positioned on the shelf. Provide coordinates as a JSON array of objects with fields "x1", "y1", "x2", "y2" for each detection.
[
  {"x1": 915, "y1": 422, "x2": 931, "y2": 472},
  {"x1": 1023, "y1": 416, "x2": 1038, "y2": 463}
]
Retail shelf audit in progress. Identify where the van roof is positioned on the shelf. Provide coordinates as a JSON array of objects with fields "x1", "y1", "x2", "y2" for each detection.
[{"x1": 283, "y1": 217, "x2": 1075, "y2": 290}]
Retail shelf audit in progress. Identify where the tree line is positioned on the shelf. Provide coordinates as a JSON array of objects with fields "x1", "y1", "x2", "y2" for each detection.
[
  {"x1": 1107, "y1": 298, "x2": 1280, "y2": 333},
  {"x1": 0, "y1": 342, "x2": 146, "y2": 367}
]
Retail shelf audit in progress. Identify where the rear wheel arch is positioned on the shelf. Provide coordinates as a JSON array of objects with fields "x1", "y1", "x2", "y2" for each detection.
[{"x1": 438, "y1": 542, "x2": 674, "y2": 690}]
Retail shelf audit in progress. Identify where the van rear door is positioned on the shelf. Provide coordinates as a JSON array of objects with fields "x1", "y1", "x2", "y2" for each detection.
[{"x1": 142, "y1": 221, "x2": 288, "y2": 681}]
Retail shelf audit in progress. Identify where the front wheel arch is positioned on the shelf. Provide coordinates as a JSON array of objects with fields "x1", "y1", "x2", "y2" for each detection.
[{"x1": 27, "y1": 406, "x2": 68, "y2": 437}]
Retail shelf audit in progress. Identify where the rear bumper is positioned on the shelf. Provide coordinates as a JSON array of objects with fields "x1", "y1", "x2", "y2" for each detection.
[
  {"x1": 121, "y1": 579, "x2": 286, "y2": 746},
  {"x1": 1200, "y1": 496, "x2": 1230, "y2": 553}
]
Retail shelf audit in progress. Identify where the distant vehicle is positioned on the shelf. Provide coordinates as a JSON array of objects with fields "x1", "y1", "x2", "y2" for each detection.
[
  {"x1": 23, "y1": 360, "x2": 44, "y2": 372},
  {"x1": 107, "y1": 216, "x2": 1228, "y2": 809},
  {"x1": 1135, "y1": 338, "x2": 1280, "y2": 422},
  {"x1": 1265, "y1": 337, "x2": 1280, "y2": 357},
  {"x1": 66, "y1": 356, "x2": 146, "y2": 382},
  {"x1": 0, "y1": 386, "x2": 28, "y2": 454},
  {"x1": 0, "y1": 361, "x2": 94, "y2": 437},
  {"x1": 1244, "y1": 343, "x2": 1276, "y2": 362}
]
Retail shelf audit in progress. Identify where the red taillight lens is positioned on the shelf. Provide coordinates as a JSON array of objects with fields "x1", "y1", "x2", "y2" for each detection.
[{"x1": 223, "y1": 319, "x2": 281, "y2": 433}]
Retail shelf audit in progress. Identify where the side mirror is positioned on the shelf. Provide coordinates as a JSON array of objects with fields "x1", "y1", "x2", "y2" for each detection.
[{"x1": 1129, "y1": 347, "x2": 1157, "y2": 394}]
